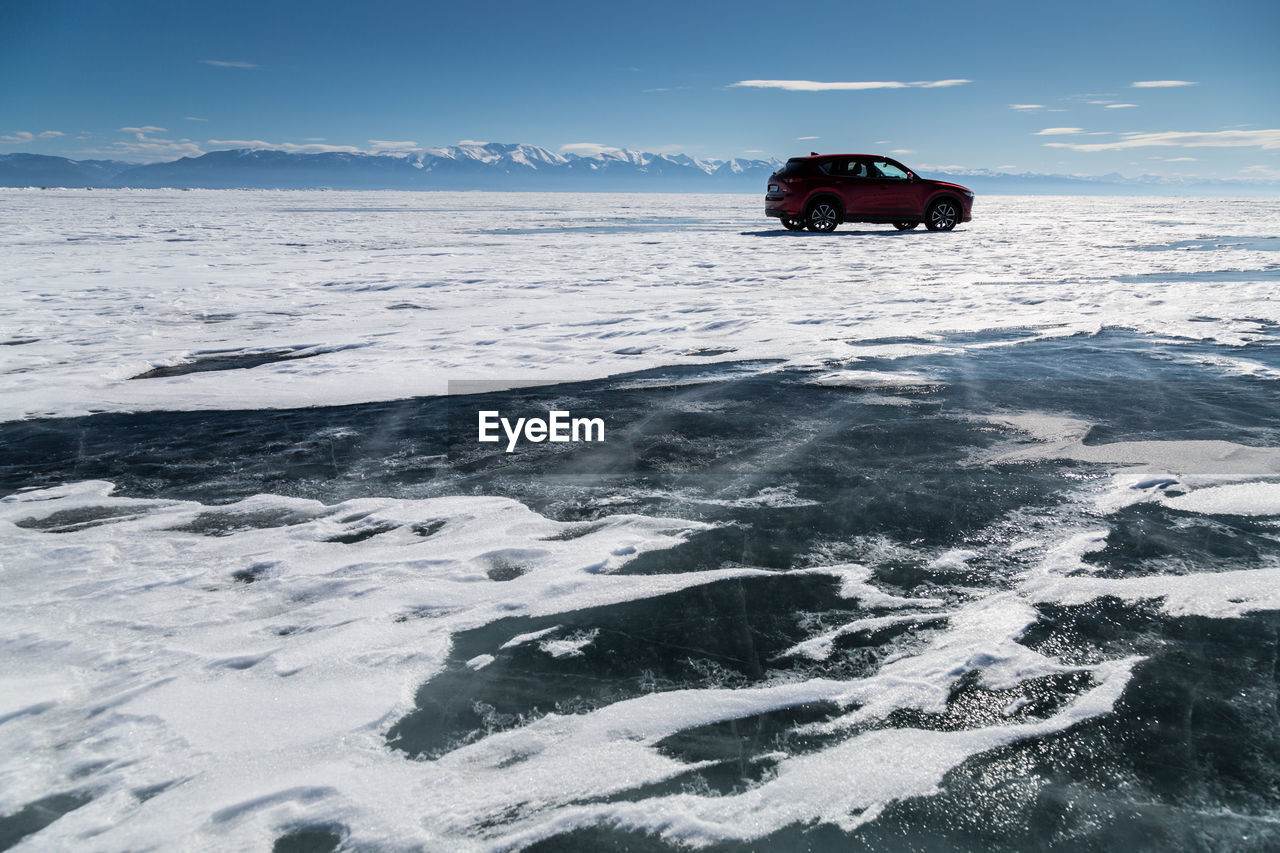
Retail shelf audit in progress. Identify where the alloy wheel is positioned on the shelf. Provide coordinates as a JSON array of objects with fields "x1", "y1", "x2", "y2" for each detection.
[
  {"x1": 806, "y1": 203, "x2": 839, "y2": 233},
  {"x1": 926, "y1": 201, "x2": 958, "y2": 231}
]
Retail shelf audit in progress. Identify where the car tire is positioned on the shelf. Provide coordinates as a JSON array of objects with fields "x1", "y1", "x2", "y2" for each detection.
[
  {"x1": 925, "y1": 199, "x2": 960, "y2": 231},
  {"x1": 893, "y1": 221, "x2": 919, "y2": 231},
  {"x1": 805, "y1": 200, "x2": 840, "y2": 233},
  {"x1": 781, "y1": 217, "x2": 806, "y2": 231}
]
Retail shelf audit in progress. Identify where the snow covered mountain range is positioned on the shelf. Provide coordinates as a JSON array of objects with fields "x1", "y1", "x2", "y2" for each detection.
[
  {"x1": 2, "y1": 142, "x2": 1276, "y2": 194},
  {"x1": 0, "y1": 143, "x2": 779, "y2": 192}
]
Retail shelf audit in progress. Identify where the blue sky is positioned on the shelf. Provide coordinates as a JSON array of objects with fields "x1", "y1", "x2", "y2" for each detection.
[{"x1": 2, "y1": 0, "x2": 1278, "y2": 179}]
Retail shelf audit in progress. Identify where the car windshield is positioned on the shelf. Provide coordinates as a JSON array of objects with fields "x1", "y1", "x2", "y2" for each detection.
[{"x1": 871, "y1": 160, "x2": 910, "y2": 180}]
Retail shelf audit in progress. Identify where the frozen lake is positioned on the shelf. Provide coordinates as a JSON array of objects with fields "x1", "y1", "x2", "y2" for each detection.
[
  {"x1": 2, "y1": 190, "x2": 1278, "y2": 420},
  {"x1": 2, "y1": 191, "x2": 1279, "y2": 851}
]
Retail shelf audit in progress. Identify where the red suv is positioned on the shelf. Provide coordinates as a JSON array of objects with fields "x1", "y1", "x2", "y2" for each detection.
[{"x1": 765, "y1": 154, "x2": 973, "y2": 232}]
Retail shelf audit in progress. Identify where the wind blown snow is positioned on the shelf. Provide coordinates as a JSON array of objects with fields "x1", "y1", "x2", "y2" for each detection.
[{"x1": 1, "y1": 190, "x2": 1278, "y2": 421}]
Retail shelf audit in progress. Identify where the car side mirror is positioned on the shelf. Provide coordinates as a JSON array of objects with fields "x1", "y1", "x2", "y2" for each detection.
[{"x1": 907, "y1": 172, "x2": 916, "y2": 181}]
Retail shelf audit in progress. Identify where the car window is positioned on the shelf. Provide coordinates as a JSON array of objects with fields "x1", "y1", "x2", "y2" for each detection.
[
  {"x1": 871, "y1": 160, "x2": 910, "y2": 180},
  {"x1": 822, "y1": 160, "x2": 867, "y2": 178},
  {"x1": 774, "y1": 159, "x2": 809, "y2": 178}
]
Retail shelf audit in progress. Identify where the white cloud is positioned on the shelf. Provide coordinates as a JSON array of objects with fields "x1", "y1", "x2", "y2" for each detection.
[
  {"x1": 889, "y1": 149, "x2": 916, "y2": 154},
  {"x1": 1034, "y1": 127, "x2": 1086, "y2": 136},
  {"x1": 1105, "y1": 104, "x2": 1138, "y2": 109},
  {"x1": 1044, "y1": 128, "x2": 1280, "y2": 152},
  {"x1": 0, "y1": 130, "x2": 63, "y2": 144},
  {"x1": 1009, "y1": 104, "x2": 1044, "y2": 111},
  {"x1": 1163, "y1": 157, "x2": 1197, "y2": 162},
  {"x1": 457, "y1": 139, "x2": 489, "y2": 146},
  {"x1": 730, "y1": 78, "x2": 970, "y2": 91},
  {"x1": 560, "y1": 142, "x2": 624, "y2": 157},
  {"x1": 106, "y1": 127, "x2": 198, "y2": 160},
  {"x1": 201, "y1": 60, "x2": 257, "y2": 69},
  {"x1": 1087, "y1": 100, "x2": 1113, "y2": 105},
  {"x1": 184, "y1": 116, "x2": 209, "y2": 122},
  {"x1": 795, "y1": 136, "x2": 820, "y2": 141},
  {"x1": 744, "y1": 149, "x2": 764, "y2": 154},
  {"x1": 281, "y1": 142, "x2": 361, "y2": 153},
  {"x1": 88, "y1": 138, "x2": 205, "y2": 160},
  {"x1": 1130, "y1": 80, "x2": 1196, "y2": 88},
  {"x1": 205, "y1": 138, "x2": 273, "y2": 147},
  {"x1": 734, "y1": 80, "x2": 902, "y2": 91},
  {"x1": 1241, "y1": 165, "x2": 1280, "y2": 179},
  {"x1": 368, "y1": 139, "x2": 420, "y2": 151},
  {"x1": 206, "y1": 139, "x2": 362, "y2": 154}
]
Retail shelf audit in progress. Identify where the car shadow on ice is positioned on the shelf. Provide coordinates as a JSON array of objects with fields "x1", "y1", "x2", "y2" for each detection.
[{"x1": 741, "y1": 229, "x2": 949, "y2": 238}]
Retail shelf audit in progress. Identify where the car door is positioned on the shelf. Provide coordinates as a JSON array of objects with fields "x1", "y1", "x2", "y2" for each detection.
[
  {"x1": 865, "y1": 159, "x2": 919, "y2": 217},
  {"x1": 825, "y1": 158, "x2": 875, "y2": 218}
]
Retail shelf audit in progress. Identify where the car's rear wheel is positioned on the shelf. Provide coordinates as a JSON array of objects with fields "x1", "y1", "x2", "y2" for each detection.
[
  {"x1": 805, "y1": 200, "x2": 840, "y2": 233},
  {"x1": 781, "y1": 217, "x2": 806, "y2": 231},
  {"x1": 893, "y1": 221, "x2": 919, "y2": 231},
  {"x1": 925, "y1": 199, "x2": 959, "y2": 231}
]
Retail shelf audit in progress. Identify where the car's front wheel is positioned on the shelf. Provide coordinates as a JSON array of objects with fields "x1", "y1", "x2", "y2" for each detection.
[
  {"x1": 893, "y1": 221, "x2": 919, "y2": 231},
  {"x1": 805, "y1": 200, "x2": 840, "y2": 233},
  {"x1": 781, "y1": 217, "x2": 806, "y2": 231},
  {"x1": 925, "y1": 199, "x2": 960, "y2": 231}
]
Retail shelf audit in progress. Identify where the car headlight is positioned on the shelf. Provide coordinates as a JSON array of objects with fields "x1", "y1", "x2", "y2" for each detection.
[
  {"x1": 962, "y1": 189, "x2": 974, "y2": 198},
  {"x1": 767, "y1": 184, "x2": 780, "y2": 193}
]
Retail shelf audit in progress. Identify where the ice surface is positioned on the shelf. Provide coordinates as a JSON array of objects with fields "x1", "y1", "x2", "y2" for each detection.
[
  {"x1": 989, "y1": 413, "x2": 1280, "y2": 476},
  {"x1": 538, "y1": 629, "x2": 599, "y2": 658},
  {"x1": 500, "y1": 626, "x2": 561, "y2": 649},
  {"x1": 3, "y1": 191, "x2": 1280, "y2": 422},
  {"x1": 1028, "y1": 566, "x2": 1280, "y2": 619},
  {"x1": 6, "y1": 192, "x2": 1280, "y2": 850},
  {"x1": 779, "y1": 612, "x2": 948, "y2": 661},
  {"x1": 1163, "y1": 481, "x2": 1280, "y2": 515},
  {"x1": 1020, "y1": 478, "x2": 1280, "y2": 618},
  {"x1": 493, "y1": 660, "x2": 1138, "y2": 850},
  {"x1": 0, "y1": 482, "x2": 760, "y2": 849},
  {"x1": 807, "y1": 369, "x2": 938, "y2": 390},
  {"x1": 0, "y1": 479, "x2": 1149, "y2": 850}
]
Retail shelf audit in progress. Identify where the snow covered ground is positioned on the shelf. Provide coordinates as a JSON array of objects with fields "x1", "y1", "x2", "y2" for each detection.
[
  {"x1": 2, "y1": 191, "x2": 1280, "y2": 851},
  {"x1": 1, "y1": 190, "x2": 1277, "y2": 421}
]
